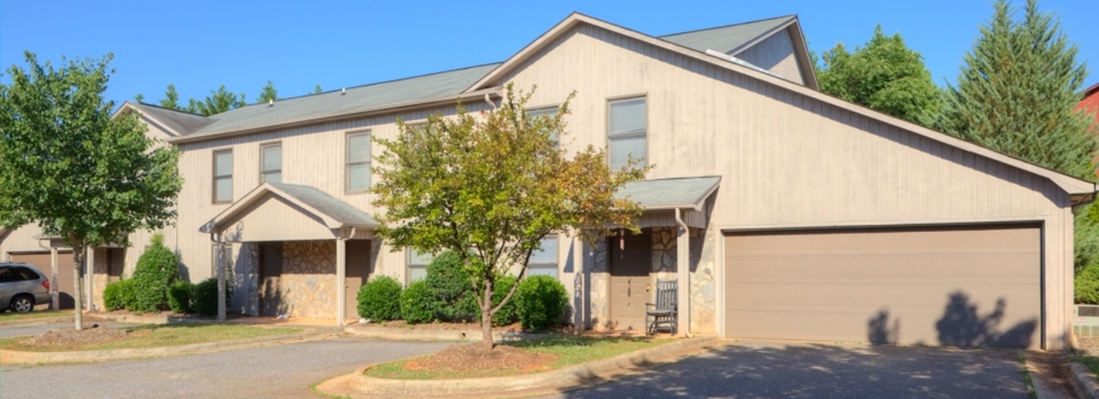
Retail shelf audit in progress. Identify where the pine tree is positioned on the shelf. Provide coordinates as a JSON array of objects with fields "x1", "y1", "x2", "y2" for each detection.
[
  {"x1": 937, "y1": 0, "x2": 1098, "y2": 301},
  {"x1": 159, "y1": 84, "x2": 184, "y2": 111},
  {"x1": 818, "y1": 26, "x2": 940, "y2": 127},
  {"x1": 256, "y1": 80, "x2": 279, "y2": 104}
]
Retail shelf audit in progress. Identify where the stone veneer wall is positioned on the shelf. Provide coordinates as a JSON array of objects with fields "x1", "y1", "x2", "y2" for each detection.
[
  {"x1": 690, "y1": 228, "x2": 716, "y2": 333},
  {"x1": 584, "y1": 240, "x2": 609, "y2": 329},
  {"x1": 279, "y1": 241, "x2": 336, "y2": 319},
  {"x1": 91, "y1": 247, "x2": 108, "y2": 310}
]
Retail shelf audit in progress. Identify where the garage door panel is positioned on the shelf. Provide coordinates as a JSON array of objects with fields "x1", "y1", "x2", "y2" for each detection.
[
  {"x1": 724, "y1": 225, "x2": 1041, "y2": 349},
  {"x1": 10, "y1": 251, "x2": 76, "y2": 309}
]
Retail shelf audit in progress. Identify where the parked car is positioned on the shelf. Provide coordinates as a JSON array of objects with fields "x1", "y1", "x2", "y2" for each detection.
[{"x1": 0, "y1": 263, "x2": 50, "y2": 313}]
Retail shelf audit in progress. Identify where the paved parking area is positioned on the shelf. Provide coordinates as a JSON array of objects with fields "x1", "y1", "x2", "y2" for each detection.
[
  {"x1": 0, "y1": 336, "x2": 451, "y2": 399},
  {"x1": 544, "y1": 340, "x2": 1029, "y2": 399}
]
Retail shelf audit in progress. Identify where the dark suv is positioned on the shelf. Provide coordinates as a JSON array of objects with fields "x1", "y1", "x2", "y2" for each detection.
[{"x1": 0, "y1": 263, "x2": 51, "y2": 313}]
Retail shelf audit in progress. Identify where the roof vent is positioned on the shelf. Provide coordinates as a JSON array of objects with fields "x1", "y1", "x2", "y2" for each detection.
[
  {"x1": 268, "y1": 99, "x2": 274, "y2": 107},
  {"x1": 341, "y1": 88, "x2": 346, "y2": 95}
]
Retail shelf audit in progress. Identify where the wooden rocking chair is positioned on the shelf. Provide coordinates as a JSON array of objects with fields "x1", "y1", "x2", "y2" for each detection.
[{"x1": 645, "y1": 279, "x2": 677, "y2": 335}]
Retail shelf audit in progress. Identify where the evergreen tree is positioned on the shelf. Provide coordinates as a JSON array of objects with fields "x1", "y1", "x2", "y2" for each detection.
[
  {"x1": 937, "y1": 0, "x2": 1098, "y2": 301},
  {"x1": 186, "y1": 85, "x2": 246, "y2": 116},
  {"x1": 159, "y1": 84, "x2": 184, "y2": 111},
  {"x1": 818, "y1": 26, "x2": 940, "y2": 127},
  {"x1": 256, "y1": 80, "x2": 279, "y2": 104}
]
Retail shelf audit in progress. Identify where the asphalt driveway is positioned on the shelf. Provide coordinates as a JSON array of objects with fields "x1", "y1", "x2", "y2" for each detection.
[
  {"x1": 0, "y1": 336, "x2": 451, "y2": 399},
  {"x1": 546, "y1": 340, "x2": 1029, "y2": 399}
]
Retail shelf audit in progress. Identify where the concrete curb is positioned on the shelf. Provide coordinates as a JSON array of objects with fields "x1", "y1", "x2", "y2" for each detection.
[
  {"x1": 1069, "y1": 363, "x2": 1099, "y2": 399},
  {"x1": 90, "y1": 312, "x2": 211, "y2": 325},
  {"x1": 344, "y1": 324, "x2": 542, "y2": 342},
  {"x1": 315, "y1": 335, "x2": 717, "y2": 398},
  {"x1": 0, "y1": 327, "x2": 340, "y2": 365}
]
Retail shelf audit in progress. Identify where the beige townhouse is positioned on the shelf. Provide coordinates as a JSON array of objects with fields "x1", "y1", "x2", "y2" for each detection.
[{"x1": 2, "y1": 13, "x2": 1093, "y2": 350}]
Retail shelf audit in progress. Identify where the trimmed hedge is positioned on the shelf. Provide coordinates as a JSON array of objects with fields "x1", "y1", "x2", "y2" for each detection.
[
  {"x1": 168, "y1": 280, "x2": 193, "y2": 314},
  {"x1": 103, "y1": 279, "x2": 131, "y2": 311},
  {"x1": 400, "y1": 280, "x2": 435, "y2": 324},
  {"x1": 515, "y1": 275, "x2": 569, "y2": 331},
  {"x1": 192, "y1": 277, "x2": 232, "y2": 317},
  {"x1": 130, "y1": 234, "x2": 179, "y2": 313},
  {"x1": 357, "y1": 275, "x2": 403, "y2": 321}
]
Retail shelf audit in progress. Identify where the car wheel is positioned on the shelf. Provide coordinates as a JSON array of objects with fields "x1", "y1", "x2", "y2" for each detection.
[{"x1": 10, "y1": 295, "x2": 33, "y2": 313}]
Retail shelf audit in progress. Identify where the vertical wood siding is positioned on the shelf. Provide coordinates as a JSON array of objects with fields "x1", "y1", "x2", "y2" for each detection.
[{"x1": 734, "y1": 28, "x2": 805, "y2": 85}]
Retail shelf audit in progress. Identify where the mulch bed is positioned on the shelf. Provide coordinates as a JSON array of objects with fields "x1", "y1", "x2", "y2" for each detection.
[
  {"x1": 20, "y1": 323, "x2": 129, "y2": 347},
  {"x1": 371, "y1": 320, "x2": 525, "y2": 332},
  {"x1": 406, "y1": 343, "x2": 556, "y2": 373}
]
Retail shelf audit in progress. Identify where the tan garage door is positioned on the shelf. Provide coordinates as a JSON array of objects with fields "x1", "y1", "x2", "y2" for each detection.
[
  {"x1": 724, "y1": 224, "x2": 1042, "y2": 349},
  {"x1": 11, "y1": 251, "x2": 76, "y2": 309}
]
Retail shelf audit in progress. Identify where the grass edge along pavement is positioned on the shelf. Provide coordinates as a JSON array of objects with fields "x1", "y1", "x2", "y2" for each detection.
[
  {"x1": 315, "y1": 335, "x2": 716, "y2": 398},
  {"x1": 0, "y1": 324, "x2": 338, "y2": 365}
]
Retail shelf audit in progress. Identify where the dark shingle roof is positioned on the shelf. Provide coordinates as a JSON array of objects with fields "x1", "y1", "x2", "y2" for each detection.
[
  {"x1": 128, "y1": 103, "x2": 214, "y2": 135},
  {"x1": 659, "y1": 15, "x2": 795, "y2": 55},
  {"x1": 616, "y1": 176, "x2": 721, "y2": 209},
  {"x1": 270, "y1": 183, "x2": 378, "y2": 228}
]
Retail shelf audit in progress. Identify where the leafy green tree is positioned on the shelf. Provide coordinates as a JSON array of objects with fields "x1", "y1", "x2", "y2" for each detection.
[
  {"x1": 256, "y1": 80, "x2": 279, "y2": 104},
  {"x1": 372, "y1": 84, "x2": 648, "y2": 350},
  {"x1": 0, "y1": 52, "x2": 183, "y2": 330},
  {"x1": 186, "y1": 85, "x2": 245, "y2": 116},
  {"x1": 313, "y1": 85, "x2": 322, "y2": 94},
  {"x1": 134, "y1": 93, "x2": 145, "y2": 103},
  {"x1": 159, "y1": 84, "x2": 184, "y2": 111},
  {"x1": 936, "y1": 0, "x2": 1099, "y2": 300},
  {"x1": 818, "y1": 26, "x2": 940, "y2": 126}
]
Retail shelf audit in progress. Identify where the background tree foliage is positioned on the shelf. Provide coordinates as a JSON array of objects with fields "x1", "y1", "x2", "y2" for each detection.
[
  {"x1": 256, "y1": 80, "x2": 279, "y2": 104},
  {"x1": 818, "y1": 25, "x2": 940, "y2": 127},
  {"x1": 935, "y1": 0, "x2": 1098, "y2": 301},
  {"x1": 0, "y1": 52, "x2": 183, "y2": 329},
  {"x1": 159, "y1": 84, "x2": 184, "y2": 110},
  {"x1": 186, "y1": 85, "x2": 246, "y2": 116},
  {"x1": 372, "y1": 84, "x2": 648, "y2": 350}
]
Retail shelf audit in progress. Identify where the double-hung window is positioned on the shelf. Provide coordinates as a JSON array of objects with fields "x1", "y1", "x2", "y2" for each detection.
[
  {"x1": 260, "y1": 143, "x2": 282, "y2": 184},
  {"x1": 213, "y1": 149, "x2": 233, "y2": 203},
  {"x1": 346, "y1": 131, "x2": 371, "y2": 192},
  {"x1": 607, "y1": 97, "x2": 647, "y2": 169},
  {"x1": 527, "y1": 236, "x2": 559, "y2": 278},
  {"x1": 408, "y1": 249, "x2": 434, "y2": 283},
  {"x1": 527, "y1": 107, "x2": 559, "y2": 146}
]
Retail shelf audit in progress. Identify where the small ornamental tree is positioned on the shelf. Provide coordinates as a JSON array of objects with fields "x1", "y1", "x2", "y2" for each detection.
[
  {"x1": 372, "y1": 84, "x2": 648, "y2": 350},
  {"x1": 0, "y1": 52, "x2": 183, "y2": 330}
]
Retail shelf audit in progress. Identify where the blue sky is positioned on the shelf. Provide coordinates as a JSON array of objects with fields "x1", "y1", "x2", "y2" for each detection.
[{"x1": 1, "y1": 0, "x2": 1096, "y2": 109}]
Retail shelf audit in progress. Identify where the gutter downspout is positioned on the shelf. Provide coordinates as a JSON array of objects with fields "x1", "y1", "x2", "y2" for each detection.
[
  {"x1": 36, "y1": 238, "x2": 58, "y2": 310},
  {"x1": 674, "y1": 209, "x2": 693, "y2": 338}
]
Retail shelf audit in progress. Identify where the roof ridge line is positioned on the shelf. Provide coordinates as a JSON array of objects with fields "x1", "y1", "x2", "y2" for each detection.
[{"x1": 657, "y1": 14, "x2": 796, "y2": 38}]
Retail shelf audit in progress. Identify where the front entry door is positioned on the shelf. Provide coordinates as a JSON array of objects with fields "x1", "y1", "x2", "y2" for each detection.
[
  {"x1": 259, "y1": 243, "x2": 283, "y2": 316},
  {"x1": 345, "y1": 240, "x2": 371, "y2": 321},
  {"x1": 609, "y1": 231, "x2": 650, "y2": 331}
]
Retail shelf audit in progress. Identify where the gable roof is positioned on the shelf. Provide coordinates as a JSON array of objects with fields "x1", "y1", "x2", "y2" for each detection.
[
  {"x1": 660, "y1": 15, "x2": 796, "y2": 56},
  {"x1": 115, "y1": 102, "x2": 214, "y2": 137},
  {"x1": 464, "y1": 12, "x2": 1095, "y2": 199},
  {"x1": 200, "y1": 183, "x2": 378, "y2": 234},
  {"x1": 166, "y1": 64, "x2": 501, "y2": 144}
]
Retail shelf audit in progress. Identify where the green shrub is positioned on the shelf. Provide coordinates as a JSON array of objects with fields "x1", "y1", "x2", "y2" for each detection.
[
  {"x1": 168, "y1": 280, "x2": 193, "y2": 314},
  {"x1": 491, "y1": 275, "x2": 519, "y2": 326},
  {"x1": 357, "y1": 276, "x2": 402, "y2": 321},
  {"x1": 1077, "y1": 263, "x2": 1099, "y2": 304},
  {"x1": 425, "y1": 251, "x2": 477, "y2": 322},
  {"x1": 515, "y1": 275, "x2": 569, "y2": 331},
  {"x1": 191, "y1": 277, "x2": 232, "y2": 317},
  {"x1": 103, "y1": 279, "x2": 130, "y2": 311},
  {"x1": 130, "y1": 234, "x2": 180, "y2": 313},
  {"x1": 400, "y1": 280, "x2": 435, "y2": 324}
]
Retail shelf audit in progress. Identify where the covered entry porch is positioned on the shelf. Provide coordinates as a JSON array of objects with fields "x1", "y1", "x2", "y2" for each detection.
[{"x1": 201, "y1": 183, "x2": 377, "y2": 325}]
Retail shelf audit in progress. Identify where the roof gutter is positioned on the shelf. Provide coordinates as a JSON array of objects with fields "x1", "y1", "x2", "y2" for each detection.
[
  {"x1": 169, "y1": 87, "x2": 503, "y2": 145},
  {"x1": 1072, "y1": 182, "x2": 1099, "y2": 212}
]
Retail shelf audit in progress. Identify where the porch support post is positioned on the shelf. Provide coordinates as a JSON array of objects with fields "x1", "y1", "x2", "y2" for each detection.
[
  {"x1": 85, "y1": 246, "x2": 94, "y2": 311},
  {"x1": 336, "y1": 237, "x2": 347, "y2": 326},
  {"x1": 50, "y1": 247, "x2": 59, "y2": 310},
  {"x1": 675, "y1": 209, "x2": 691, "y2": 336}
]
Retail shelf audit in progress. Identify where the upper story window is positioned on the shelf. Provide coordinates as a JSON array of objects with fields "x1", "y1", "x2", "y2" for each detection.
[
  {"x1": 408, "y1": 249, "x2": 434, "y2": 283},
  {"x1": 213, "y1": 149, "x2": 233, "y2": 203},
  {"x1": 528, "y1": 236, "x2": 559, "y2": 278},
  {"x1": 260, "y1": 143, "x2": 282, "y2": 184},
  {"x1": 346, "y1": 131, "x2": 371, "y2": 193},
  {"x1": 607, "y1": 97, "x2": 647, "y2": 170},
  {"x1": 527, "y1": 107, "x2": 559, "y2": 145}
]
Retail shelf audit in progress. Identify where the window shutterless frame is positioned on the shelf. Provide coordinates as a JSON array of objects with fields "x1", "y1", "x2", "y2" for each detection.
[
  {"x1": 407, "y1": 248, "x2": 434, "y2": 284},
  {"x1": 527, "y1": 105, "x2": 560, "y2": 146},
  {"x1": 212, "y1": 149, "x2": 233, "y2": 204},
  {"x1": 605, "y1": 94, "x2": 649, "y2": 170},
  {"x1": 345, "y1": 130, "x2": 372, "y2": 194},
  {"x1": 259, "y1": 142, "x2": 282, "y2": 184}
]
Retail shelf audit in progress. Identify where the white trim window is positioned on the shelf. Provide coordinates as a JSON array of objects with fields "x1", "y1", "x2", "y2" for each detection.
[
  {"x1": 346, "y1": 131, "x2": 371, "y2": 192},
  {"x1": 608, "y1": 97, "x2": 647, "y2": 169},
  {"x1": 213, "y1": 150, "x2": 233, "y2": 203},
  {"x1": 260, "y1": 143, "x2": 282, "y2": 184}
]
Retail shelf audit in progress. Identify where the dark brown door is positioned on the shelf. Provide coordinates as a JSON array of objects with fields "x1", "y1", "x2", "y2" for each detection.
[
  {"x1": 107, "y1": 248, "x2": 125, "y2": 284},
  {"x1": 259, "y1": 243, "x2": 283, "y2": 316},
  {"x1": 345, "y1": 240, "x2": 371, "y2": 321},
  {"x1": 608, "y1": 231, "x2": 650, "y2": 331},
  {"x1": 724, "y1": 224, "x2": 1042, "y2": 349},
  {"x1": 11, "y1": 251, "x2": 75, "y2": 309}
]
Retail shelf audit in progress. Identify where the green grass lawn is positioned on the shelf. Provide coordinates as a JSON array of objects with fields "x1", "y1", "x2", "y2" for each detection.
[
  {"x1": 0, "y1": 324, "x2": 299, "y2": 352},
  {"x1": 364, "y1": 334, "x2": 672, "y2": 380},
  {"x1": 0, "y1": 309, "x2": 69, "y2": 322},
  {"x1": 1074, "y1": 353, "x2": 1099, "y2": 375}
]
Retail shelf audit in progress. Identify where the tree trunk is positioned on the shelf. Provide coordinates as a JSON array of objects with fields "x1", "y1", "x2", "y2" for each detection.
[
  {"x1": 72, "y1": 246, "x2": 84, "y2": 331},
  {"x1": 480, "y1": 280, "x2": 494, "y2": 351}
]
